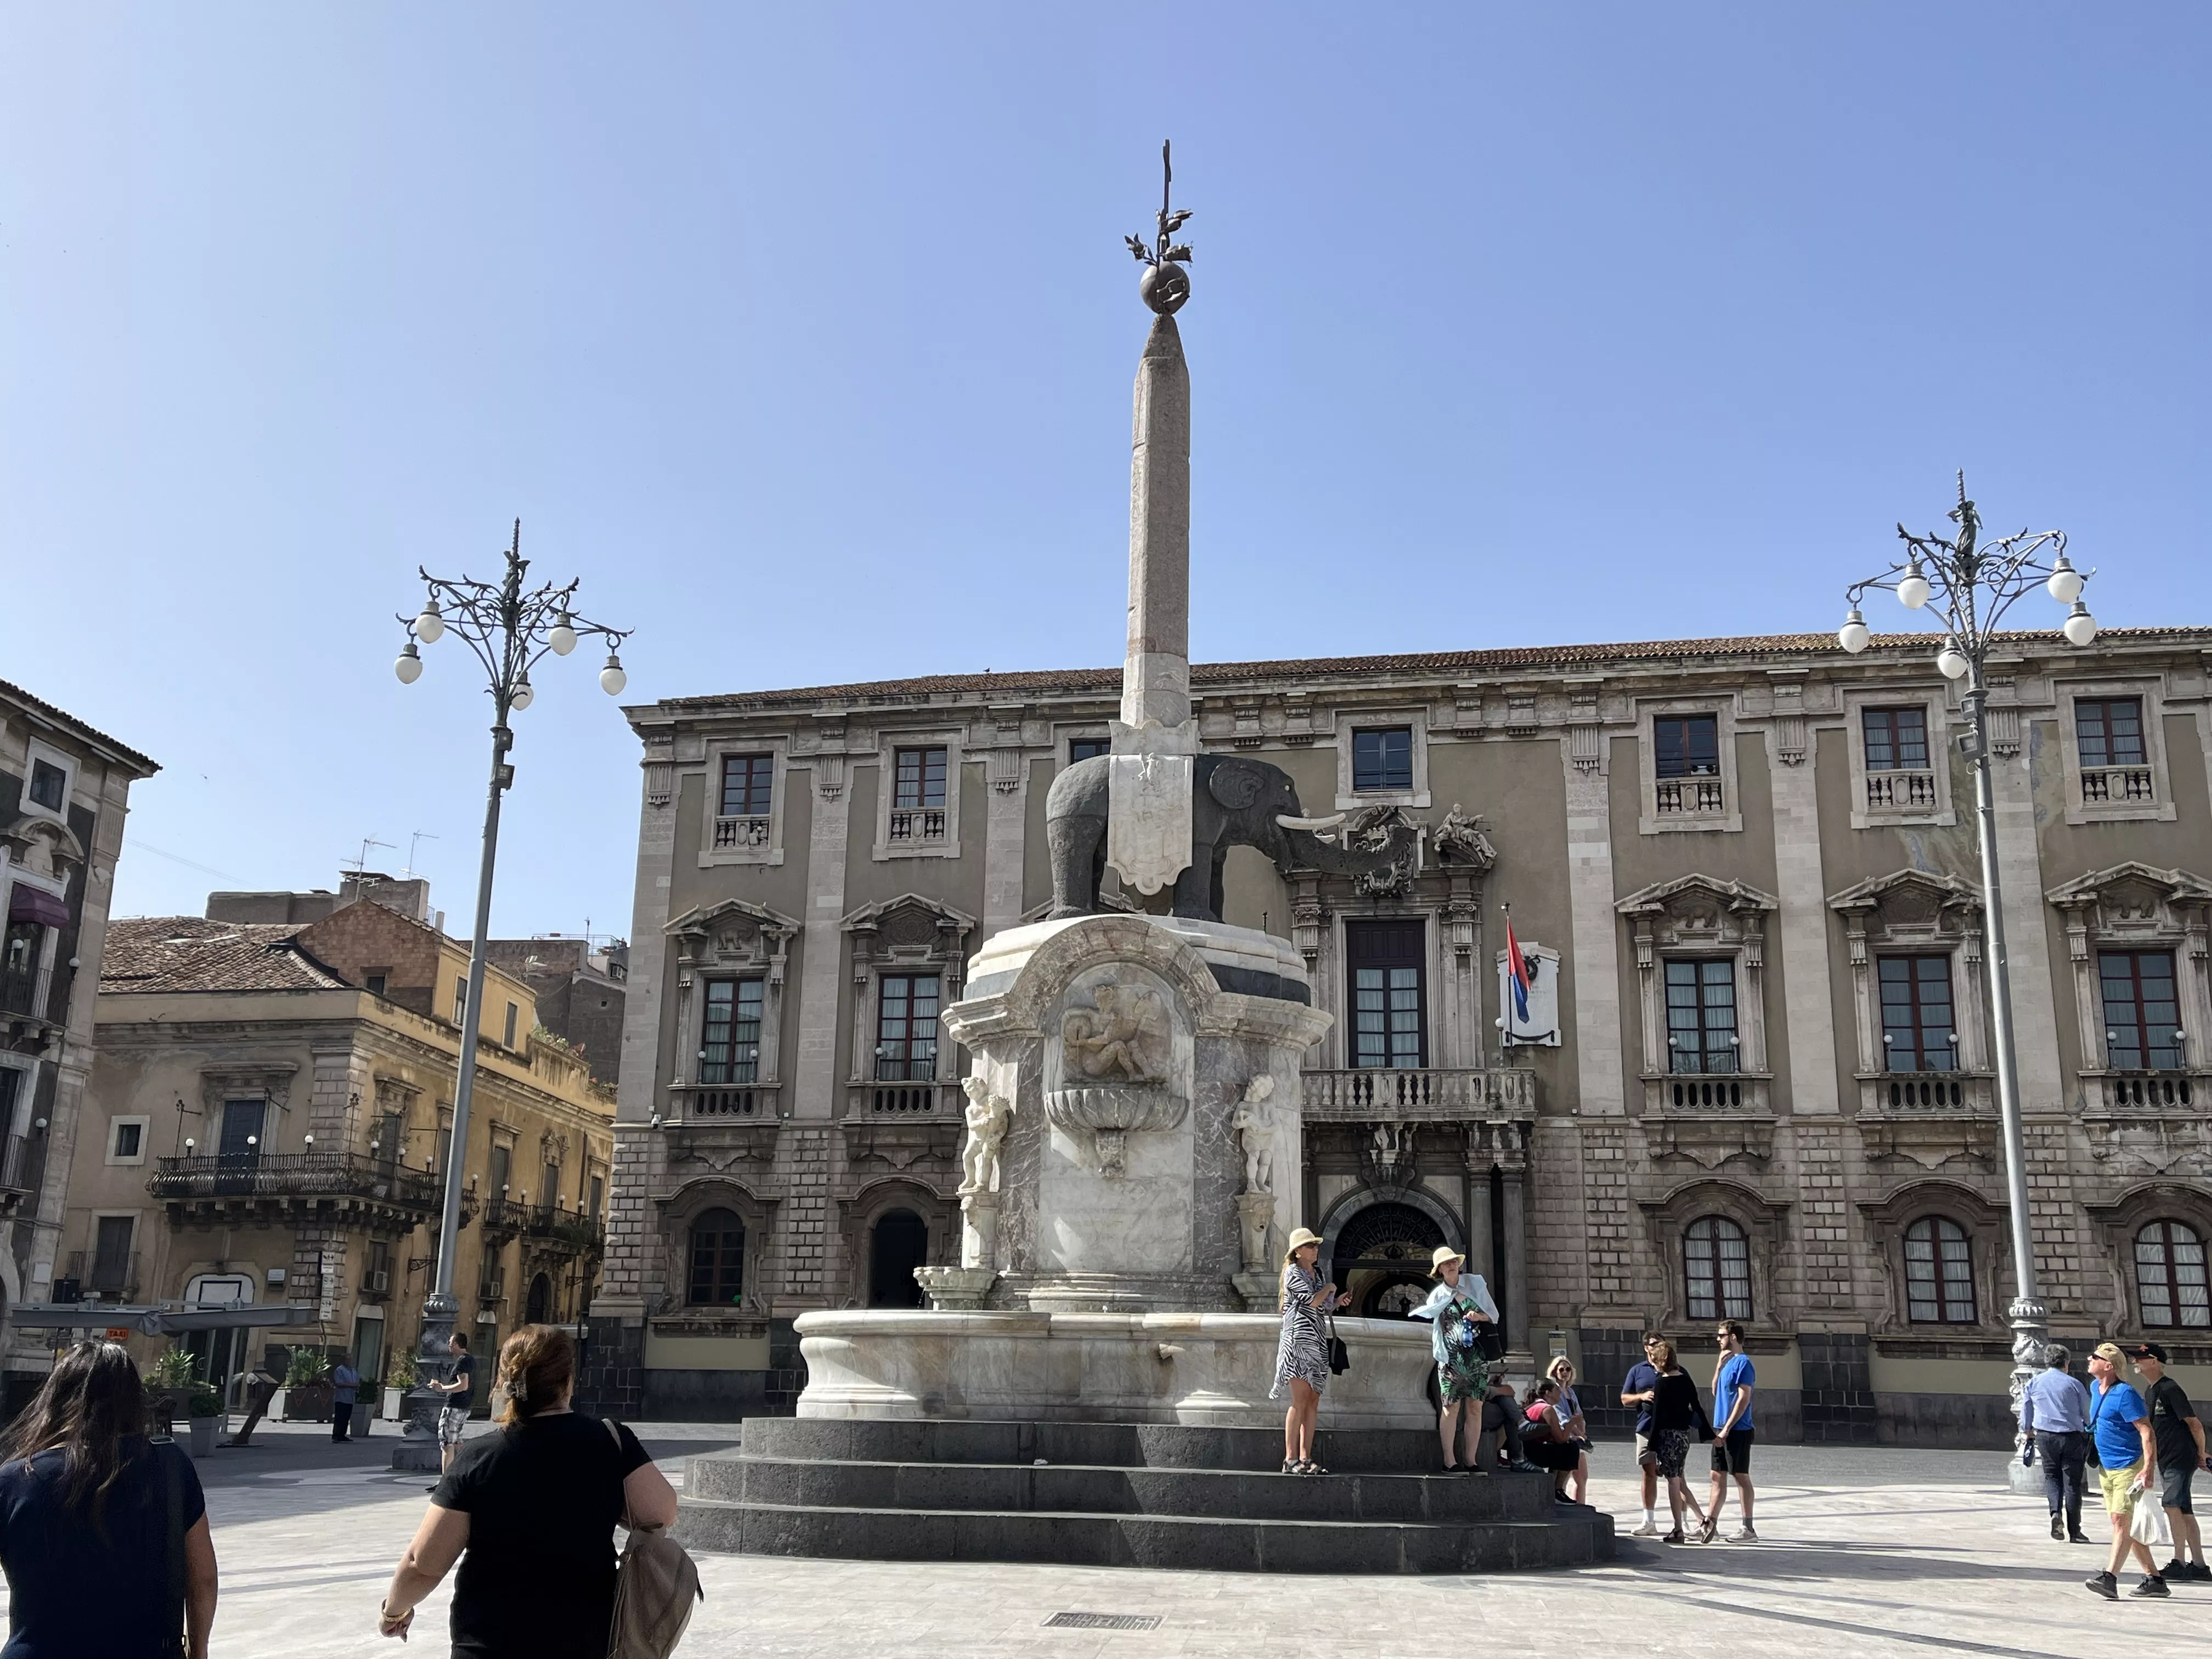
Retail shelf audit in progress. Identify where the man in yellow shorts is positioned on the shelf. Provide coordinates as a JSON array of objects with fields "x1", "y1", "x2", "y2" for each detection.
[{"x1": 2084, "y1": 1341, "x2": 2166, "y2": 1600}]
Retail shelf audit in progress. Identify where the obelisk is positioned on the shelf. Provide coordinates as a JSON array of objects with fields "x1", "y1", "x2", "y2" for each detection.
[{"x1": 1107, "y1": 142, "x2": 1200, "y2": 898}]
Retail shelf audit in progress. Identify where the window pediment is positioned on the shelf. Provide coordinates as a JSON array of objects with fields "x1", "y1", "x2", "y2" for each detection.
[
  {"x1": 668, "y1": 898, "x2": 800, "y2": 976},
  {"x1": 1617, "y1": 875, "x2": 1778, "y2": 956},
  {"x1": 1, "y1": 814, "x2": 84, "y2": 879},
  {"x1": 843, "y1": 894, "x2": 975, "y2": 966},
  {"x1": 1828, "y1": 870, "x2": 1982, "y2": 945},
  {"x1": 2046, "y1": 862, "x2": 2212, "y2": 938}
]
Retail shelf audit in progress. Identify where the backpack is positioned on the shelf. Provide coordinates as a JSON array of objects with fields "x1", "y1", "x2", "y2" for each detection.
[{"x1": 605, "y1": 1421, "x2": 703, "y2": 1659}]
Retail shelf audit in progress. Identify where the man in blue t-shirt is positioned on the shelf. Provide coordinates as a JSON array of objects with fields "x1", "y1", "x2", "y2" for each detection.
[
  {"x1": 1618, "y1": 1331, "x2": 1668, "y2": 1537},
  {"x1": 1699, "y1": 1320, "x2": 1757, "y2": 1544},
  {"x1": 2084, "y1": 1341, "x2": 2166, "y2": 1600}
]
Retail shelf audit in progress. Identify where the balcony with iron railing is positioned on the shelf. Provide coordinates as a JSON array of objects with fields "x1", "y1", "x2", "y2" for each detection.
[
  {"x1": 1653, "y1": 777, "x2": 1726, "y2": 816},
  {"x1": 148, "y1": 1152, "x2": 443, "y2": 1214},
  {"x1": 1301, "y1": 1068, "x2": 1538, "y2": 1120},
  {"x1": 0, "y1": 965, "x2": 40, "y2": 1019},
  {"x1": 2080, "y1": 765, "x2": 2155, "y2": 805},
  {"x1": 0, "y1": 1132, "x2": 38, "y2": 1207},
  {"x1": 712, "y1": 814, "x2": 772, "y2": 851},
  {"x1": 1864, "y1": 770, "x2": 1939, "y2": 811},
  {"x1": 886, "y1": 808, "x2": 948, "y2": 845}
]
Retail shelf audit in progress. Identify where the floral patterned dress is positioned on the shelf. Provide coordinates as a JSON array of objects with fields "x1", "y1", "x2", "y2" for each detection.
[
  {"x1": 1271, "y1": 1262, "x2": 1331, "y2": 1398},
  {"x1": 1409, "y1": 1281, "x2": 1494, "y2": 1404}
]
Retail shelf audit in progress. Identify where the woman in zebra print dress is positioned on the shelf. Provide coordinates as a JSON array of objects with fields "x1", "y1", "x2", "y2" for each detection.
[{"x1": 1272, "y1": 1227, "x2": 1350, "y2": 1474}]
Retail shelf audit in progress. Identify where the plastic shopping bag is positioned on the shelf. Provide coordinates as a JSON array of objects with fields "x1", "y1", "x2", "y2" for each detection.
[{"x1": 2130, "y1": 1492, "x2": 2172, "y2": 1549}]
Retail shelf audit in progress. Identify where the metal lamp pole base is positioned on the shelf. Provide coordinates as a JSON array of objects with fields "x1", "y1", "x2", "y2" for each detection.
[
  {"x1": 392, "y1": 1290, "x2": 460, "y2": 1474},
  {"x1": 2005, "y1": 1293, "x2": 2052, "y2": 1496}
]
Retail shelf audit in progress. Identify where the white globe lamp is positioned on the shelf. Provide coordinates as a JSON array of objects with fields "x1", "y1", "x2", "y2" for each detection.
[
  {"x1": 1897, "y1": 569, "x2": 1931, "y2": 610},
  {"x1": 510, "y1": 676, "x2": 535, "y2": 712},
  {"x1": 2063, "y1": 602, "x2": 2098, "y2": 647},
  {"x1": 395, "y1": 642, "x2": 424, "y2": 684},
  {"x1": 1936, "y1": 641, "x2": 1970, "y2": 680},
  {"x1": 2046, "y1": 556, "x2": 2084, "y2": 604},
  {"x1": 414, "y1": 601, "x2": 445, "y2": 644},
  {"x1": 1837, "y1": 608, "x2": 1870, "y2": 654},
  {"x1": 549, "y1": 614, "x2": 578, "y2": 656},
  {"x1": 600, "y1": 653, "x2": 628, "y2": 696}
]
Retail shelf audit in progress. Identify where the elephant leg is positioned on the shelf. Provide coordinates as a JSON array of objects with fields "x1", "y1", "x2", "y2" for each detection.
[
  {"x1": 1209, "y1": 844, "x2": 1229, "y2": 924},
  {"x1": 1171, "y1": 844, "x2": 1219, "y2": 922},
  {"x1": 1048, "y1": 814, "x2": 1105, "y2": 919}
]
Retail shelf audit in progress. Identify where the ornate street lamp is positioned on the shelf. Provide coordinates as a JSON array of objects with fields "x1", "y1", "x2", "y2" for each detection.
[
  {"x1": 387, "y1": 520, "x2": 630, "y2": 1469},
  {"x1": 1836, "y1": 472, "x2": 2093, "y2": 1483}
]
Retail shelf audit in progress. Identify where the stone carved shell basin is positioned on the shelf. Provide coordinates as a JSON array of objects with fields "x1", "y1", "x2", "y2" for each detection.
[{"x1": 1042, "y1": 1083, "x2": 1187, "y2": 1179}]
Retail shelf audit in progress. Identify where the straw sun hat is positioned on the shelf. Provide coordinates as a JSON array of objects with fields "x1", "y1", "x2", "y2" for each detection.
[
  {"x1": 1430, "y1": 1246, "x2": 1467, "y2": 1277},
  {"x1": 1283, "y1": 1227, "x2": 1324, "y2": 1263}
]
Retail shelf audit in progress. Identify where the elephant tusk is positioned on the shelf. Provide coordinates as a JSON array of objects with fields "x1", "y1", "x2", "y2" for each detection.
[{"x1": 1274, "y1": 812, "x2": 1347, "y2": 831}]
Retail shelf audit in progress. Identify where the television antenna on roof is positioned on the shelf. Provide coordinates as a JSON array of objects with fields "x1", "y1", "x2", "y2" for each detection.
[
  {"x1": 344, "y1": 836, "x2": 395, "y2": 875},
  {"x1": 404, "y1": 831, "x2": 440, "y2": 879}
]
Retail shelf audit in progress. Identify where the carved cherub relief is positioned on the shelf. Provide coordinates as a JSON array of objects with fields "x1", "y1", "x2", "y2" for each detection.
[
  {"x1": 958, "y1": 1074, "x2": 1011, "y2": 1195},
  {"x1": 1231, "y1": 1075, "x2": 1278, "y2": 1194},
  {"x1": 1060, "y1": 983, "x2": 1165, "y2": 1084}
]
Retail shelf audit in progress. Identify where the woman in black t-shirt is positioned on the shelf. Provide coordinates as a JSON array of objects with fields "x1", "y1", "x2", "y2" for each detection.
[
  {"x1": 376, "y1": 1325, "x2": 679, "y2": 1657},
  {"x1": 0, "y1": 1340, "x2": 219, "y2": 1659}
]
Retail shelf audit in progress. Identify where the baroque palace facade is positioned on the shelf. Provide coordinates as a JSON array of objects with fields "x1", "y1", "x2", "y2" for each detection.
[{"x1": 583, "y1": 626, "x2": 2212, "y2": 1443}]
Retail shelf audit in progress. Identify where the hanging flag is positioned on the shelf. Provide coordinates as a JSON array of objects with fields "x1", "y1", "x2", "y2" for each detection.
[{"x1": 1504, "y1": 916, "x2": 1534, "y2": 1026}]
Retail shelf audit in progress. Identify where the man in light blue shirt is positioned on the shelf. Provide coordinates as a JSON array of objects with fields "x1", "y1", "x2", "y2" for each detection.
[
  {"x1": 1699, "y1": 1321, "x2": 1757, "y2": 1544},
  {"x1": 2022, "y1": 1345, "x2": 2092, "y2": 1542}
]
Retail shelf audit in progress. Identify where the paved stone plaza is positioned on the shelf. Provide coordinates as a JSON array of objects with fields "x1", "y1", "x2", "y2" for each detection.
[{"x1": 16, "y1": 1423, "x2": 2205, "y2": 1657}]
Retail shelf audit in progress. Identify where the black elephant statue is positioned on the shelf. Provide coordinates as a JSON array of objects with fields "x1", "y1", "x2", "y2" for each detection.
[{"x1": 1045, "y1": 752, "x2": 1417, "y2": 923}]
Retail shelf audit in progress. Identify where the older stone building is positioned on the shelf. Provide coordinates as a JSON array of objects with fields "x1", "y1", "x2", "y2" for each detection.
[
  {"x1": 64, "y1": 884, "x2": 614, "y2": 1401},
  {"x1": 0, "y1": 680, "x2": 158, "y2": 1410},
  {"x1": 585, "y1": 627, "x2": 2212, "y2": 1441}
]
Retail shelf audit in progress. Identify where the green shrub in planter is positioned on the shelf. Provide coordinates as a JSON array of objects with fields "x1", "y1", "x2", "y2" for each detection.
[
  {"x1": 385, "y1": 1352, "x2": 418, "y2": 1389},
  {"x1": 145, "y1": 1349, "x2": 197, "y2": 1390},
  {"x1": 284, "y1": 1348, "x2": 332, "y2": 1386},
  {"x1": 186, "y1": 1385, "x2": 224, "y2": 1419}
]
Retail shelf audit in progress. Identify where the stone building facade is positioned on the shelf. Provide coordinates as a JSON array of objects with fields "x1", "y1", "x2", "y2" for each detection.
[
  {"x1": 0, "y1": 679, "x2": 157, "y2": 1412},
  {"x1": 586, "y1": 627, "x2": 2212, "y2": 1442},
  {"x1": 64, "y1": 890, "x2": 614, "y2": 1403}
]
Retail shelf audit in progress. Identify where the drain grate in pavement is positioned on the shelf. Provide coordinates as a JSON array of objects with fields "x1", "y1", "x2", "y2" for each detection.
[{"x1": 1044, "y1": 1612, "x2": 1163, "y2": 1631}]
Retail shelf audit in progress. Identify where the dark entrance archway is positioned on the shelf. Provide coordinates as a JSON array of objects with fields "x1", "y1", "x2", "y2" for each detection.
[
  {"x1": 868, "y1": 1210, "x2": 928, "y2": 1308},
  {"x1": 1330, "y1": 1200, "x2": 1448, "y2": 1318},
  {"x1": 525, "y1": 1271, "x2": 552, "y2": 1324}
]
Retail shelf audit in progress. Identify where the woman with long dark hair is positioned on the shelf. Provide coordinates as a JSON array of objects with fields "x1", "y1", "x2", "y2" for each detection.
[
  {"x1": 376, "y1": 1324, "x2": 680, "y2": 1657},
  {"x1": 0, "y1": 1340, "x2": 219, "y2": 1658}
]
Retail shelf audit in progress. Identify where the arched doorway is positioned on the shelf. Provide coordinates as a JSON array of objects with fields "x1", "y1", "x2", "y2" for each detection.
[
  {"x1": 1330, "y1": 1200, "x2": 1449, "y2": 1317},
  {"x1": 525, "y1": 1271, "x2": 552, "y2": 1324},
  {"x1": 868, "y1": 1210, "x2": 928, "y2": 1308}
]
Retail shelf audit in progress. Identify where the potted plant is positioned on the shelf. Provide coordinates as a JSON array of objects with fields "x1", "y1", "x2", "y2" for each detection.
[
  {"x1": 281, "y1": 1347, "x2": 335, "y2": 1423},
  {"x1": 143, "y1": 1348, "x2": 198, "y2": 1438},
  {"x1": 382, "y1": 1351, "x2": 417, "y2": 1420},
  {"x1": 185, "y1": 1383, "x2": 224, "y2": 1459}
]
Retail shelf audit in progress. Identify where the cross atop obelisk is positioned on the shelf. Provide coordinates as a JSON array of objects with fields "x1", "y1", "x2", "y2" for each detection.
[{"x1": 1107, "y1": 142, "x2": 1201, "y2": 899}]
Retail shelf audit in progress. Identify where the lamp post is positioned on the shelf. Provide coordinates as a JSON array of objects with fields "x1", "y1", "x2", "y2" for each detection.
[
  {"x1": 388, "y1": 520, "x2": 630, "y2": 1470},
  {"x1": 1835, "y1": 472, "x2": 2093, "y2": 1486}
]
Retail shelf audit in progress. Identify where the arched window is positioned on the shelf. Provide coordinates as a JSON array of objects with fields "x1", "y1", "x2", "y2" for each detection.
[
  {"x1": 525, "y1": 1271, "x2": 553, "y2": 1325},
  {"x1": 1903, "y1": 1217, "x2": 1976, "y2": 1323},
  {"x1": 868, "y1": 1209, "x2": 928, "y2": 1308},
  {"x1": 2136, "y1": 1221, "x2": 2210, "y2": 1329},
  {"x1": 1683, "y1": 1216, "x2": 1751, "y2": 1321},
  {"x1": 687, "y1": 1207, "x2": 746, "y2": 1307}
]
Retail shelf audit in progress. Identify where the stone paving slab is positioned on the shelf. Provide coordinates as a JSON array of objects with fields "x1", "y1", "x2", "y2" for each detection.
[{"x1": 15, "y1": 1446, "x2": 2210, "y2": 1657}]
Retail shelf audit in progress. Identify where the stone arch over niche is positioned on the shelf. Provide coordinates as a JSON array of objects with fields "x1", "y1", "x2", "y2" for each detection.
[
  {"x1": 1637, "y1": 1177, "x2": 1790, "y2": 1334},
  {"x1": 654, "y1": 1177, "x2": 776, "y2": 1317},
  {"x1": 525, "y1": 1270, "x2": 554, "y2": 1324},
  {"x1": 1318, "y1": 1186, "x2": 1463, "y2": 1317},
  {"x1": 1855, "y1": 1178, "x2": 2010, "y2": 1336},
  {"x1": 2085, "y1": 1180, "x2": 2212, "y2": 1334},
  {"x1": 834, "y1": 1176, "x2": 956, "y2": 1308}
]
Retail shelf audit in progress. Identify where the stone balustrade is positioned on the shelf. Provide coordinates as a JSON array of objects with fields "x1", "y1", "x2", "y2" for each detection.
[{"x1": 1301, "y1": 1067, "x2": 1537, "y2": 1119}]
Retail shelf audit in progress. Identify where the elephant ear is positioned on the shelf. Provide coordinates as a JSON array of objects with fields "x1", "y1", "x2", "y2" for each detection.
[{"x1": 1206, "y1": 758, "x2": 1267, "y2": 810}]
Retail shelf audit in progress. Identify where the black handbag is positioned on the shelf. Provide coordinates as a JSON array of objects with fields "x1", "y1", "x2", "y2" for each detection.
[
  {"x1": 1325, "y1": 1316, "x2": 1350, "y2": 1375},
  {"x1": 1476, "y1": 1323, "x2": 1506, "y2": 1363}
]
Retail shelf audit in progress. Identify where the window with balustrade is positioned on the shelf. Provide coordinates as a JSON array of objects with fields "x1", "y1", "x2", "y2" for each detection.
[
  {"x1": 876, "y1": 741, "x2": 958, "y2": 857},
  {"x1": 1860, "y1": 706, "x2": 1940, "y2": 812},
  {"x1": 713, "y1": 754, "x2": 774, "y2": 851},
  {"x1": 2135, "y1": 1221, "x2": 2209, "y2": 1329},
  {"x1": 1683, "y1": 1216, "x2": 1752, "y2": 1320},
  {"x1": 1879, "y1": 956, "x2": 1957, "y2": 1073},
  {"x1": 2059, "y1": 684, "x2": 2173, "y2": 825},
  {"x1": 1639, "y1": 704, "x2": 1739, "y2": 832},
  {"x1": 701, "y1": 978, "x2": 765, "y2": 1084},
  {"x1": 1346, "y1": 921, "x2": 1425, "y2": 1069},
  {"x1": 1665, "y1": 960, "x2": 1737, "y2": 1075},
  {"x1": 687, "y1": 1207, "x2": 747, "y2": 1306},
  {"x1": 873, "y1": 974, "x2": 940, "y2": 1081},
  {"x1": 1903, "y1": 1216, "x2": 1976, "y2": 1322},
  {"x1": 2101, "y1": 949, "x2": 2183, "y2": 1071}
]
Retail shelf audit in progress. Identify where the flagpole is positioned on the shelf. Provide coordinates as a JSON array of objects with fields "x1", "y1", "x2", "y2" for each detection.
[{"x1": 1499, "y1": 902, "x2": 1516, "y2": 1058}]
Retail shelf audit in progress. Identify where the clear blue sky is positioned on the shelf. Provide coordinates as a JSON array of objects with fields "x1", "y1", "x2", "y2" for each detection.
[{"x1": 3, "y1": 4, "x2": 2205, "y2": 941}]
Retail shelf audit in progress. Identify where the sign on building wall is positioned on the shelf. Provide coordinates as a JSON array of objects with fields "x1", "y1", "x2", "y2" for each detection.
[
  {"x1": 1496, "y1": 941, "x2": 1561, "y2": 1048},
  {"x1": 184, "y1": 1272, "x2": 254, "y2": 1308}
]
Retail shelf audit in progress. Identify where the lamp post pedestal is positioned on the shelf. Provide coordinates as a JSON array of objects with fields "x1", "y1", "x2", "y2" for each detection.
[
  {"x1": 393, "y1": 1289, "x2": 461, "y2": 1474},
  {"x1": 2005, "y1": 1293, "x2": 2052, "y2": 1496}
]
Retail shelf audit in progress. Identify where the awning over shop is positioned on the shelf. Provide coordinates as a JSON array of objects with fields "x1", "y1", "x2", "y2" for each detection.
[{"x1": 6, "y1": 885, "x2": 70, "y2": 928}]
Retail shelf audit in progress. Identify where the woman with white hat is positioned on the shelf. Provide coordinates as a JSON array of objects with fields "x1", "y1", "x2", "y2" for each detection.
[
  {"x1": 1407, "y1": 1245, "x2": 1506, "y2": 1472},
  {"x1": 1271, "y1": 1227, "x2": 1351, "y2": 1475}
]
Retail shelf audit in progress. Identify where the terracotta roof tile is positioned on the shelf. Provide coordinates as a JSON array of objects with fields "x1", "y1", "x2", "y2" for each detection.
[
  {"x1": 0, "y1": 679, "x2": 160, "y2": 774},
  {"x1": 99, "y1": 916, "x2": 349, "y2": 994},
  {"x1": 645, "y1": 626, "x2": 2212, "y2": 715}
]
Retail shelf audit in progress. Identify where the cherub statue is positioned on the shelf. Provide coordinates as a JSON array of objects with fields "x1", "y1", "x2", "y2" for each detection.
[
  {"x1": 1062, "y1": 983, "x2": 1161, "y2": 1082},
  {"x1": 1230, "y1": 1075, "x2": 1278, "y2": 1194},
  {"x1": 959, "y1": 1075, "x2": 1011, "y2": 1195}
]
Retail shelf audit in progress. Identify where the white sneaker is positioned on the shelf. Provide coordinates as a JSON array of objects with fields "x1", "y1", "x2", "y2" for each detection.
[
  {"x1": 1728, "y1": 1526, "x2": 1759, "y2": 1543},
  {"x1": 1629, "y1": 1521, "x2": 1662, "y2": 1537}
]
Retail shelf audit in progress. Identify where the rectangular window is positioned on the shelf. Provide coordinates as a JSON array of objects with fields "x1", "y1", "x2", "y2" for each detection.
[
  {"x1": 1347, "y1": 921, "x2": 1426, "y2": 1069},
  {"x1": 1068, "y1": 738, "x2": 1110, "y2": 764},
  {"x1": 873, "y1": 974, "x2": 941, "y2": 1081},
  {"x1": 1664, "y1": 960, "x2": 1738, "y2": 1074},
  {"x1": 1653, "y1": 714, "x2": 1720, "y2": 778},
  {"x1": 719, "y1": 754, "x2": 774, "y2": 817},
  {"x1": 27, "y1": 760, "x2": 66, "y2": 812},
  {"x1": 91, "y1": 1216, "x2": 134, "y2": 1293},
  {"x1": 488, "y1": 1143, "x2": 512, "y2": 1202},
  {"x1": 503, "y1": 1002, "x2": 520, "y2": 1048},
  {"x1": 371, "y1": 1112, "x2": 403, "y2": 1164},
  {"x1": 1861, "y1": 707, "x2": 1929, "y2": 771},
  {"x1": 112, "y1": 1121, "x2": 142, "y2": 1160},
  {"x1": 893, "y1": 747, "x2": 948, "y2": 810},
  {"x1": 589, "y1": 1173, "x2": 604, "y2": 1218},
  {"x1": 1878, "y1": 956, "x2": 1957, "y2": 1073},
  {"x1": 1351, "y1": 727, "x2": 1414, "y2": 792},
  {"x1": 218, "y1": 1099, "x2": 265, "y2": 1163},
  {"x1": 1, "y1": 921, "x2": 42, "y2": 1016},
  {"x1": 2100, "y1": 950, "x2": 2182, "y2": 1070},
  {"x1": 453, "y1": 978, "x2": 469, "y2": 1026},
  {"x1": 363, "y1": 1238, "x2": 392, "y2": 1293},
  {"x1": 543, "y1": 1163, "x2": 561, "y2": 1210},
  {"x1": 434, "y1": 1125, "x2": 453, "y2": 1177},
  {"x1": 699, "y1": 978, "x2": 765, "y2": 1084},
  {"x1": 2076, "y1": 697, "x2": 2147, "y2": 769},
  {"x1": 365, "y1": 972, "x2": 388, "y2": 996}
]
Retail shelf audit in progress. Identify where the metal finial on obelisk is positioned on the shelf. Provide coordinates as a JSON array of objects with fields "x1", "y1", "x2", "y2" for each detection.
[
  {"x1": 1125, "y1": 140, "x2": 1194, "y2": 315},
  {"x1": 1106, "y1": 142, "x2": 1200, "y2": 899}
]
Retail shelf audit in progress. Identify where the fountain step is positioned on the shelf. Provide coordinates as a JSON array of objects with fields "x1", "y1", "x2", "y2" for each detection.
[
  {"x1": 677, "y1": 1496, "x2": 1613, "y2": 1575},
  {"x1": 738, "y1": 1416, "x2": 1448, "y2": 1472},
  {"x1": 694, "y1": 1453, "x2": 1562, "y2": 1523}
]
